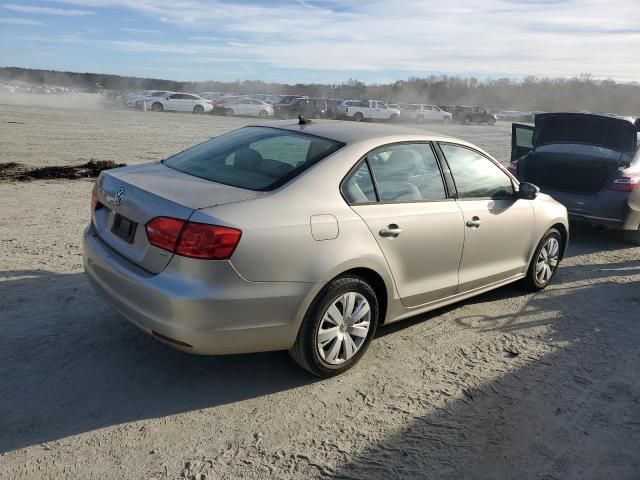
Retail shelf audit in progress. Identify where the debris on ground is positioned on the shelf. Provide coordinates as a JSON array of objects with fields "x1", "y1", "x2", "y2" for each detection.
[
  {"x1": 0, "y1": 159, "x2": 126, "y2": 181},
  {"x1": 503, "y1": 346, "x2": 520, "y2": 358}
]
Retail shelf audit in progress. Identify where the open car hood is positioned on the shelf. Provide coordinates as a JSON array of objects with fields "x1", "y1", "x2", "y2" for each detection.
[{"x1": 534, "y1": 113, "x2": 637, "y2": 153}]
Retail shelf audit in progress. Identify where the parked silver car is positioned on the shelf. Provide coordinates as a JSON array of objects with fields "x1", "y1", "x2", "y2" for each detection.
[{"x1": 84, "y1": 121, "x2": 569, "y2": 376}]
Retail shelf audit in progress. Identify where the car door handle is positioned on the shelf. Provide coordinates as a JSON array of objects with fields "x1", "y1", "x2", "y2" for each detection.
[
  {"x1": 379, "y1": 224, "x2": 402, "y2": 238},
  {"x1": 466, "y1": 217, "x2": 482, "y2": 228}
]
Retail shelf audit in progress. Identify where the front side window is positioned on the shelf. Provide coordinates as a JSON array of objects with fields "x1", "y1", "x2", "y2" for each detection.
[
  {"x1": 440, "y1": 143, "x2": 514, "y2": 199},
  {"x1": 368, "y1": 143, "x2": 446, "y2": 202},
  {"x1": 164, "y1": 127, "x2": 344, "y2": 191}
]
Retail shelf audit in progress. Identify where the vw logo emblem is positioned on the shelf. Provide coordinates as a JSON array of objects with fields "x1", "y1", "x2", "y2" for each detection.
[{"x1": 114, "y1": 187, "x2": 125, "y2": 206}]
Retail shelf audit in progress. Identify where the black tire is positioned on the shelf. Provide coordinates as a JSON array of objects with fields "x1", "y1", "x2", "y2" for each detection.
[
  {"x1": 521, "y1": 228, "x2": 562, "y2": 291},
  {"x1": 225, "y1": 108, "x2": 235, "y2": 117},
  {"x1": 463, "y1": 116, "x2": 472, "y2": 125},
  {"x1": 152, "y1": 102, "x2": 163, "y2": 112},
  {"x1": 488, "y1": 117, "x2": 496, "y2": 125},
  {"x1": 258, "y1": 109, "x2": 268, "y2": 118},
  {"x1": 622, "y1": 228, "x2": 640, "y2": 245},
  {"x1": 443, "y1": 117, "x2": 451, "y2": 124},
  {"x1": 389, "y1": 113, "x2": 399, "y2": 123},
  {"x1": 354, "y1": 112, "x2": 364, "y2": 122},
  {"x1": 193, "y1": 105, "x2": 204, "y2": 114},
  {"x1": 289, "y1": 276, "x2": 379, "y2": 377}
]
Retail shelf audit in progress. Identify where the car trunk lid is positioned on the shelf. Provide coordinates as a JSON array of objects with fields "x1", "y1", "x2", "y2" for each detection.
[
  {"x1": 517, "y1": 113, "x2": 638, "y2": 195},
  {"x1": 92, "y1": 162, "x2": 262, "y2": 273},
  {"x1": 533, "y1": 113, "x2": 637, "y2": 152}
]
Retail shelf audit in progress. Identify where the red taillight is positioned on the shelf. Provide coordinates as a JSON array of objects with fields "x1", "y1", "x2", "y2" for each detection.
[
  {"x1": 91, "y1": 182, "x2": 99, "y2": 211},
  {"x1": 146, "y1": 217, "x2": 185, "y2": 252},
  {"x1": 608, "y1": 173, "x2": 640, "y2": 192},
  {"x1": 145, "y1": 217, "x2": 241, "y2": 260},
  {"x1": 507, "y1": 160, "x2": 518, "y2": 177}
]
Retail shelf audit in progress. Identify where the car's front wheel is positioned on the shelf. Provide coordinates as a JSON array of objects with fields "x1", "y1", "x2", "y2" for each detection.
[
  {"x1": 290, "y1": 276, "x2": 379, "y2": 377},
  {"x1": 193, "y1": 105, "x2": 204, "y2": 114},
  {"x1": 521, "y1": 228, "x2": 562, "y2": 291}
]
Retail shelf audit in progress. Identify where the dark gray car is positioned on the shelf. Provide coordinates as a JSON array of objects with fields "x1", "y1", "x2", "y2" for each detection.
[{"x1": 510, "y1": 113, "x2": 640, "y2": 244}]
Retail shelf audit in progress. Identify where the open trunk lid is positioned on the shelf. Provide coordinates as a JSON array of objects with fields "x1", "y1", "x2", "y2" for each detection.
[
  {"x1": 534, "y1": 113, "x2": 637, "y2": 152},
  {"x1": 92, "y1": 162, "x2": 262, "y2": 273}
]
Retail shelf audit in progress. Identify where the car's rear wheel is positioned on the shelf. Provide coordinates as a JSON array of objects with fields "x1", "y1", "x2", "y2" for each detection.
[
  {"x1": 622, "y1": 227, "x2": 640, "y2": 245},
  {"x1": 354, "y1": 112, "x2": 364, "y2": 122},
  {"x1": 152, "y1": 102, "x2": 163, "y2": 112},
  {"x1": 289, "y1": 276, "x2": 379, "y2": 377},
  {"x1": 225, "y1": 108, "x2": 235, "y2": 117},
  {"x1": 193, "y1": 105, "x2": 204, "y2": 114},
  {"x1": 521, "y1": 228, "x2": 562, "y2": 291},
  {"x1": 463, "y1": 116, "x2": 472, "y2": 125}
]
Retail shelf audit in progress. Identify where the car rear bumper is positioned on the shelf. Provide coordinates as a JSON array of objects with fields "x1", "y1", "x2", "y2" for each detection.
[
  {"x1": 83, "y1": 225, "x2": 313, "y2": 355},
  {"x1": 542, "y1": 189, "x2": 640, "y2": 231}
]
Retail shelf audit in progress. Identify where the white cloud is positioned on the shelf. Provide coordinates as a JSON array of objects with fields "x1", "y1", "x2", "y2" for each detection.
[
  {"x1": 0, "y1": 17, "x2": 43, "y2": 25},
  {"x1": 44, "y1": 0, "x2": 640, "y2": 80},
  {"x1": 120, "y1": 27, "x2": 160, "y2": 34},
  {"x1": 3, "y1": 4, "x2": 93, "y2": 16}
]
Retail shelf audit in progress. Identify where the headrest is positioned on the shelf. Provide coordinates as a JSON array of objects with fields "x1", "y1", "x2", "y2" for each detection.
[
  {"x1": 387, "y1": 150, "x2": 419, "y2": 173},
  {"x1": 234, "y1": 148, "x2": 262, "y2": 171}
]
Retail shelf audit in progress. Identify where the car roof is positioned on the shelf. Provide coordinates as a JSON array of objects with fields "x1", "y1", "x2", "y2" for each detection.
[{"x1": 248, "y1": 119, "x2": 465, "y2": 146}]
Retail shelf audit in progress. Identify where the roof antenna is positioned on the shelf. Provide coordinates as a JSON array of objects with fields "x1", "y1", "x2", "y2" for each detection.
[{"x1": 298, "y1": 115, "x2": 312, "y2": 125}]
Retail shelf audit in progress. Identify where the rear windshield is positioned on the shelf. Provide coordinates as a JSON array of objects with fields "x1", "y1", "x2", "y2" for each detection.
[{"x1": 163, "y1": 126, "x2": 344, "y2": 191}]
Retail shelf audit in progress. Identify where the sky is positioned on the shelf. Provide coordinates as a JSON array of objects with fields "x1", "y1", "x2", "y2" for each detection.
[{"x1": 0, "y1": 0, "x2": 638, "y2": 83}]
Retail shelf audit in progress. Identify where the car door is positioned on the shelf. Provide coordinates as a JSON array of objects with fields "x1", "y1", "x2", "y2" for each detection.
[
  {"x1": 511, "y1": 123, "x2": 534, "y2": 161},
  {"x1": 439, "y1": 143, "x2": 535, "y2": 293},
  {"x1": 165, "y1": 94, "x2": 182, "y2": 111},
  {"x1": 344, "y1": 142, "x2": 465, "y2": 307},
  {"x1": 371, "y1": 101, "x2": 387, "y2": 120}
]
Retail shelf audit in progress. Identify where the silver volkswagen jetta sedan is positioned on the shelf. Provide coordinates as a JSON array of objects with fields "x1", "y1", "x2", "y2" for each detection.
[{"x1": 84, "y1": 120, "x2": 568, "y2": 377}]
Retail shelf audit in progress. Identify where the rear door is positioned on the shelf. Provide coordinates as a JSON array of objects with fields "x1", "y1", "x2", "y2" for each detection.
[
  {"x1": 346, "y1": 142, "x2": 465, "y2": 307},
  {"x1": 511, "y1": 123, "x2": 534, "y2": 161},
  {"x1": 439, "y1": 143, "x2": 535, "y2": 293},
  {"x1": 165, "y1": 94, "x2": 184, "y2": 111}
]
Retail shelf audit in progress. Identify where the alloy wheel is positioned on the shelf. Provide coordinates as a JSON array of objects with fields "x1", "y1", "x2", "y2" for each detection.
[
  {"x1": 317, "y1": 292, "x2": 371, "y2": 365},
  {"x1": 535, "y1": 237, "x2": 560, "y2": 284}
]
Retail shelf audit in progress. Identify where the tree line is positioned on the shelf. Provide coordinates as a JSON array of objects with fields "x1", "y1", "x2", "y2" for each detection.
[{"x1": 2, "y1": 67, "x2": 639, "y2": 114}]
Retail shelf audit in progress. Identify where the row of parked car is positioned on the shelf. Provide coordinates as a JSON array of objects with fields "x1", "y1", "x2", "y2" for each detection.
[{"x1": 121, "y1": 90, "x2": 506, "y2": 124}]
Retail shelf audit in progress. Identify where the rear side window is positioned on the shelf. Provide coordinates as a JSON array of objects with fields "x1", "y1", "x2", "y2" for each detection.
[
  {"x1": 440, "y1": 143, "x2": 514, "y2": 199},
  {"x1": 343, "y1": 163, "x2": 377, "y2": 204},
  {"x1": 368, "y1": 143, "x2": 446, "y2": 202},
  {"x1": 164, "y1": 127, "x2": 344, "y2": 191}
]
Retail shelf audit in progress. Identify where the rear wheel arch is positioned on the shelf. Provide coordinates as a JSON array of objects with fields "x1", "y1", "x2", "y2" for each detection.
[{"x1": 336, "y1": 267, "x2": 388, "y2": 325}]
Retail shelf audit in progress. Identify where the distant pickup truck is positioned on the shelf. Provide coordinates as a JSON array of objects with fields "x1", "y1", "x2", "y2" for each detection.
[{"x1": 337, "y1": 100, "x2": 400, "y2": 122}]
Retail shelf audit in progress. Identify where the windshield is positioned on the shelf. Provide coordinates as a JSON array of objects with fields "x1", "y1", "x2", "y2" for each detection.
[{"x1": 163, "y1": 127, "x2": 344, "y2": 191}]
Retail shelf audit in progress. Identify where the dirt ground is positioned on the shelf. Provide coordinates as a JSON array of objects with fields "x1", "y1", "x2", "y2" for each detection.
[{"x1": 1, "y1": 98, "x2": 639, "y2": 480}]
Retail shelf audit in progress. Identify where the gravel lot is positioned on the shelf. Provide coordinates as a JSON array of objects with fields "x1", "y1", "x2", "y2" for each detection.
[{"x1": 1, "y1": 97, "x2": 639, "y2": 479}]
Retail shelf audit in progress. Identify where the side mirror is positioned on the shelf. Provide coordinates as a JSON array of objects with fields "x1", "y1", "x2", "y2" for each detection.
[{"x1": 518, "y1": 182, "x2": 539, "y2": 200}]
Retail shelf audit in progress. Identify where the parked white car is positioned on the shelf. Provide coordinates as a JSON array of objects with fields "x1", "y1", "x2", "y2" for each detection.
[
  {"x1": 127, "y1": 90, "x2": 174, "y2": 108},
  {"x1": 223, "y1": 98, "x2": 274, "y2": 118},
  {"x1": 395, "y1": 104, "x2": 452, "y2": 124},
  {"x1": 146, "y1": 93, "x2": 213, "y2": 114},
  {"x1": 337, "y1": 100, "x2": 400, "y2": 122}
]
